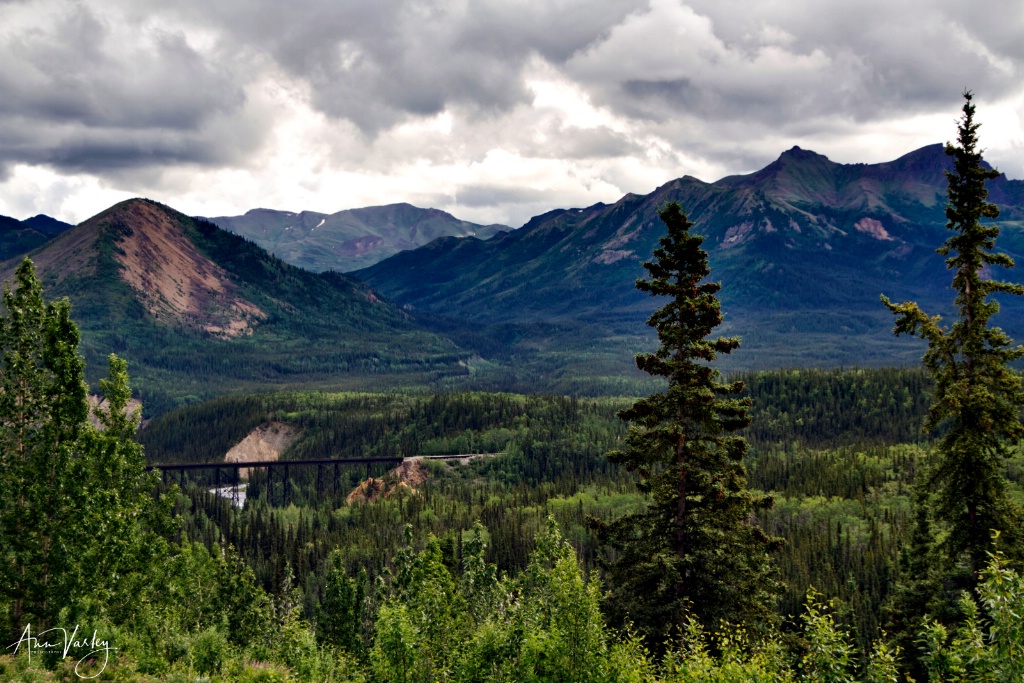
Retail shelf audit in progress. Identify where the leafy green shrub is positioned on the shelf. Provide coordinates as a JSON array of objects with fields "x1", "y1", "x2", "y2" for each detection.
[
  {"x1": 920, "y1": 548, "x2": 1024, "y2": 682},
  {"x1": 190, "y1": 628, "x2": 227, "y2": 675}
]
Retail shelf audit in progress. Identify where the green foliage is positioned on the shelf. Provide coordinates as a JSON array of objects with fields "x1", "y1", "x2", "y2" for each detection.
[
  {"x1": 372, "y1": 529, "x2": 469, "y2": 682},
  {"x1": 741, "y1": 368, "x2": 932, "y2": 448},
  {"x1": 882, "y1": 92, "x2": 1024, "y2": 580},
  {"x1": 317, "y1": 553, "x2": 367, "y2": 657},
  {"x1": 661, "y1": 621, "x2": 795, "y2": 682},
  {"x1": 598, "y1": 202, "x2": 781, "y2": 642},
  {"x1": 920, "y1": 547, "x2": 1024, "y2": 682},
  {"x1": 511, "y1": 517, "x2": 609, "y2": 682},
  {"x1": 143, "y1": 368, "x2": 940, "y2": 659},
  {"x1": 190, "y1": 627, "x2": 228, "y2": 675},
  {"x1": 880, "y1": 484, "x2": 946, "y2": 681},
  {"x1": 0, "y1": 259, "x2": 86, "y2": 632},
  {"x1": 369, "y1": 517, "x2": 638, "y2": 683},
  {"x1": 130, "y1": 363, "x2": 987, "y2": 676},
  {"x1": 0, "y1": 259, "x2": 164, "y2": 639},
  {"x1": 658, "y1": 553, "x2": 1020, "y2": 682},
  {"x1": 800, "y1": 591, "x2": 856, "y2": 683}
]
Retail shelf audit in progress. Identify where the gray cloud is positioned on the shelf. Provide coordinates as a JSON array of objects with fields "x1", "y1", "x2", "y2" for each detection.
[
  {"x1": 128, "y1": 0, "x2": 646, "y2": 134},
  {"x1": 0, "y1": 2, "x2": 259, "y2": 177},
  {"x1": 569, "y1": 0, "x2": 1024, "y2": 133},
  {"x1": 454, "y1": 184, "x2": 552, "y2": 209},
  {"x1": 536, "y1": 126, "x2": 642, "y2": 160}
]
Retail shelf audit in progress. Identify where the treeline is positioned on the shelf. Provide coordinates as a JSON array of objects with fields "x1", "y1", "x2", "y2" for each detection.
[
  {"x1": 141, "y1": 366, "x2": 933, "y2": 465},
  {"x1": 141, "y1": 392, "x2": 627, "y2": 467},
  {"x1": 752, "y1": 444, "x2": 926, "y2": 652},
  {"x1": 137, "y1": 368, "x2": 956, "y2": 657},
  {"x1": 161, "y1": 393, "x2": 633, "y2": 592},
  {"x1": 169, "y1": 438, "x2": 940, "y2": 657},
  {"x1": 740, "y1": 366, "x2": 932, "y2": 446}
]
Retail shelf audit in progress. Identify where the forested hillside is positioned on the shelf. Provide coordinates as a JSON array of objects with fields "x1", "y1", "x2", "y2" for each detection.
[
  {"x1": 0, "y1": 212, "x2": 71, "y2": 260},
  {"x1": 7, "y1": 351, "x2": 1023, "y2": 680}
]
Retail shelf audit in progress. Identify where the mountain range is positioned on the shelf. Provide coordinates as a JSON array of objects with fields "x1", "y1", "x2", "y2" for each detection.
[
  {"x1": 5, "y1": 142, "x2": 1024, "y2": 412},
  {"x1": 206, "y1": 203, "x2": 507, "y2": 272},
  {"x1": 355, "y1": 143, "x2": 1024, "y2": 376}
]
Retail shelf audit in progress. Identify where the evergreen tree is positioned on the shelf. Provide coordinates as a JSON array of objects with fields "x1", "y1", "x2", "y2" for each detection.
[
  {"x1": 0, "y1": 259, "x2": 161, "y2": 637},
  {"x1": 596, "y1": 203, "x2": 781, "y2": 645},
  {"x1": 883, "y1": 485, "x2": 944, "y2": 681},
  {"x1": 882, "y1": 91, "x2": 1024, "y2": 584},
  {"x1": 317, "y1": 551, "x2": 367, "y2": 658}
]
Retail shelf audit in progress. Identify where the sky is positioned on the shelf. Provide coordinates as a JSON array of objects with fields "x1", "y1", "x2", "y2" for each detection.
[{"x1": 1, "y1": 0, "x2": 1023, "y2": 229}]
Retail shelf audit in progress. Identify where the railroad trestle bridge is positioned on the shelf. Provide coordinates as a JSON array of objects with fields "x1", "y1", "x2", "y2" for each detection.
[{"x1": 146, "y1": 454, "x2": 491, "y2": 506}]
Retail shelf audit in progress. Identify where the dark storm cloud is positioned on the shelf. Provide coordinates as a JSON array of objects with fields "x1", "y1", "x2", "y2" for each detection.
[
  {"x1": 134, "y1": 0, "x2": 647, "y2": 133},
  {"x1": 0, "y1": 2, "x2": 258, "y2": 177},
  {"x1": 0, "y1": 123, "x2": 246, "y2": 172}
]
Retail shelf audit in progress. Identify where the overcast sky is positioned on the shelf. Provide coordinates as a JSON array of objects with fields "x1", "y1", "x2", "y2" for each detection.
[{"x1": 1, "y1": 0, "x2": 1022, "y2": 228}]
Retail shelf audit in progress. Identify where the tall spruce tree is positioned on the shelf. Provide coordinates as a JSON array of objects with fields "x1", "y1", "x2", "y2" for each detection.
[
  {"x1": 882, "y1": 91, "x2": 1024, "y2": 585},
  {"x1": 596, "y1": 203, "x2": 780, "y2": 645}
]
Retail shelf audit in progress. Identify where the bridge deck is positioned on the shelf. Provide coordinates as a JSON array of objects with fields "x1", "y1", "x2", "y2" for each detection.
[
  {"x1": 145, "y1": 453, "x2": 497, "y2": 471},
  {"x1": 146, "y1": 457, "x2": 402, "y2": 471}
]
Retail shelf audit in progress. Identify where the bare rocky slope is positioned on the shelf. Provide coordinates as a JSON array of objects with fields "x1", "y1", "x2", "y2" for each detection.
[
  {"x1": 347, "y1": 458, "x2": 429, "y2": 505},
  {"x1": 224, "y1": 422, "x2": 299, "y2": 478}
]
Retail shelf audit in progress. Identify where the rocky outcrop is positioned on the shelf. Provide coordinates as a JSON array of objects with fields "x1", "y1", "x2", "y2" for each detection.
[
  {"x1": 346, "y1": 458, "x2": 428, "y2": 504},
  {"x1": 224, "y1": 422, "x2": 298, "y2": 478}
]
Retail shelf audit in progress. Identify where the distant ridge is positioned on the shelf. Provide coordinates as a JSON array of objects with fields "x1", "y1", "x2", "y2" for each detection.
[
  {"x1": 207, "y1": 202, "x2": 508, "y2": 272},
  {"x1": 0, "y1": 212, "x2": 72, "y2": 260},
  {"x1": 22, "y1": 214, "x2": 74, "y2": 235}
]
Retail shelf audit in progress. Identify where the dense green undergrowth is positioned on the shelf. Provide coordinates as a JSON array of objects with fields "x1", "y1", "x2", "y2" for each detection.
[{"x1": 3, "y1": 521, "x2": 1022, "y2": 682}]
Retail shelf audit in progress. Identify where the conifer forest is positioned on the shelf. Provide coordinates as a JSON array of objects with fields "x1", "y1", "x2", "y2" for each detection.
[{"x1": 3, "y1": 95, "x2": 1024, "y2": 682}]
